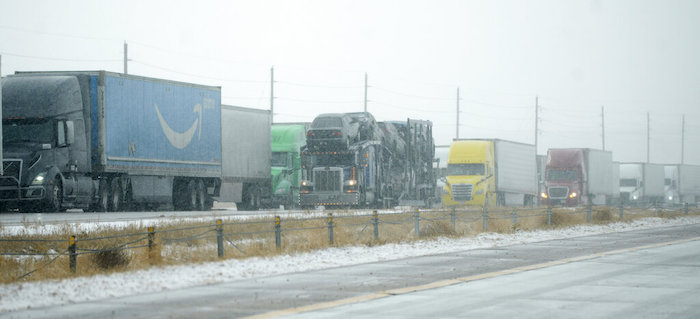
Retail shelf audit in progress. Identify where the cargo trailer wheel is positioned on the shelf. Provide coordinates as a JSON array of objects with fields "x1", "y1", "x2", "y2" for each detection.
[
  {"x1": 196, "y1": 180, "x2": 207, "y2": 211},
  {"x1": 110, "y1": 179, "x2": 124, "y2": 212},
  {"x1": 186, "y1": 180, "x2": 197, "y2": 211}
]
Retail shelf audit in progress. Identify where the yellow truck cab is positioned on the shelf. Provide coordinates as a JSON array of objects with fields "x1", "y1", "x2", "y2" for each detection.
[
  {"x1": 442, "y1": 140, "x2": 495, "y2": 206},
  {"x1": 442, "y1": 139, "x2": 537, "y2": 207}
]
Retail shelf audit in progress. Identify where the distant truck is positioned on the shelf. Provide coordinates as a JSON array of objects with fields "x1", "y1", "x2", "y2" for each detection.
[
  {"x1": 270, "y1": 123, "x2": 308, "y2": 208},
  {"x1": 441, "y1": 139, "x2": 537, "y2": 207},
  {"x1": 1, "y1": 71, "x2": 222, "y2": 212},
  {"x1": 663, "y1": 164, "x2": 700, "y2": 205},
  {"x1": 619, "y1": 163, "x2": 664, "y2": 205},
  {"x1": 299, "y1": 113, "x2": 435, "y2": 208},
  {"x1": 218, "y1": 105, "x2": 272, "y2": 210},
  {"x1": 541, "y1": 148, "x2": 614, "y2": 206}
]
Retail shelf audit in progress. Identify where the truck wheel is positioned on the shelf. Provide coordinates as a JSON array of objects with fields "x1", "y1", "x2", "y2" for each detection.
[
  {"x1": 110, "y1": 179, "x2": 124, "y2": 212},
  {"x1": 47, "y1": 180, "x2": 64, "y2": 213},
  {"x1": 94, "y1": 179, "x2": 109, "y2": 212},
  {"x1": 186, "y1": 180, "x2": 197, "y2": 211},
  {"x1": 196, "y1": 180, "x2": 207, "y2": 211}
]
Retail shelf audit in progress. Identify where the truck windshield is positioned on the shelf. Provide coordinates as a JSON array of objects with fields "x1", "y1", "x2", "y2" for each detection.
[
  {"x1": 271, "y1": 152, "x2": 287, "y2": 167},
  {"x1": 313, "y1": 153, "x2": 354, "y2": 166},
  {"x1": 546, "y1": 169, "x2": 578, "y2": 181},
  {"x1": 447, "y1": 163, "x2": 485, "y2": 176},
  {"x1": 620, "y1": 179, "x2": 637, "y2": 187},
  {"x1": 3, "y1": 118, "x2": 54, "y2": 144}
]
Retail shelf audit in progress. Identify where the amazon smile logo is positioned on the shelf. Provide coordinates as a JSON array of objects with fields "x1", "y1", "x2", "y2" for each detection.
[{"x1": 154, "y1": 103, "x2": 203, "y2": 149}]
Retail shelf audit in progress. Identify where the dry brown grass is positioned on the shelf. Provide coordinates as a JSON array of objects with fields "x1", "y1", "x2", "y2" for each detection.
[{"x1": 2, "y1": 205, "x2": 698, "y2": 284}]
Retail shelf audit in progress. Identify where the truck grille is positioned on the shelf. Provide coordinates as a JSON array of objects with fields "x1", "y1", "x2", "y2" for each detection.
[
  {"x1": 451, "y1": 184, "x2": 473, "y2": 201},
  {"x1": 0, "y1": 160, "x2": 22, "y2": 186},
  {"x1": 313, "y1": 170, "x2": 341, "y2": 192},
  {"x1": 548, "y1": 187, "x2": 569, "y2": 199}
]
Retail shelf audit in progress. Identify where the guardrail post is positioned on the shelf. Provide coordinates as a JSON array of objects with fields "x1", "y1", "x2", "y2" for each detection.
[
  {"x1": 451, "y1": 207, "x2": 456, "y2": 232},
  {"x1": 414, "y1": 209, "x2": 420, "y2": 237},
  {"x1": 512, "y1": 208, "x2": 518, "y2": 226},
  {"x1": 328, "y1": 213, "x2": 334, "y2": 245},
  {"x1": 685, "y1": 202, "x2": 689, "y2": 215},
  {"x1": 547, "y1": 206, "x2": 552, "y2": 226},
  {"x1": 148, "y1": 226, "x2": 155, "y2": 256},
  {"x1": 482, "y1": 207, "x2": 488, "y2": 232},
  {"x1": 216, "y1": 219, "x2": 224, "y2": 258},
  {"x1": 619, "y1": 202, "x2": 624, "y2": 220},
  {"x1": 373, "y1": 210, "x2": 379, "y2": 241},
  {"x1": 69, "y1": 235, "x2": 77, "y2": 274},
  {"x1": 587, "y1": 203, "x2": 592, "y2": 223},
  {"x1": 275, "y1": 216, "x2": 282, "y2": 250}
]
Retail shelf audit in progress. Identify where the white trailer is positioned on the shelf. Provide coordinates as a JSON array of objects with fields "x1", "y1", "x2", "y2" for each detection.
[
  {"x1": 218, "y1": 105, "x2": 271, "y2": 209},
  {"x1": 678, "y1": 164, "x2": 700, "y2": 204},
  {"x1": 619, "y1": 163, "x2": 665, "y2": 205}
]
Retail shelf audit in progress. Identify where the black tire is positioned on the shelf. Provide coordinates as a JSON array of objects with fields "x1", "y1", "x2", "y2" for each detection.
[
  {"x1": 110, "y1": 178, "x2": 123, "y2": 212},
  {"x1": 47, "y1": 180, "x2": 64, "y2": 213},
  {"x1": 196, "y1": 180, "x2": 207, "y2": 211},
  {"x1": 93, "y1": 179, "x2": 109, "y2": 212},
  {"x1": 186, "y1": 180, "x2": 197, "y2": 211}
]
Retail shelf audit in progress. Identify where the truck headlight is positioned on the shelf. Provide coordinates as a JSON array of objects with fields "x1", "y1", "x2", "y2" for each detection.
[
  {"x1": 442, "y1": 186, "x2": 450, "y2": 195},
  {"x1": 632, "y1": 194, "x2": 638, "y2": 200},
  {"x1": 301, "y1": 180, "x2": 313, "y2": 187},
  {"x1": 540, "y1": 192, "x2": 548, "y2": 199},
  {"x1": 569, "y1": 192, "x2": 577, "y2": 198},
  {"x1": 668, "y1": 195, "x2": 673, "y2": 201},
  {"x1": 32, "y1": 172, "x2": 47, "y2": 185},
  {"x1": 344, "y1": 180, "x2": 357, "y2": 186}
]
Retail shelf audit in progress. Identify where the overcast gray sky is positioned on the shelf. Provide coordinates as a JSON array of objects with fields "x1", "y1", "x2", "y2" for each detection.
[{"x1": 1, "y1": 0, "x2": 699, "y2": 164}]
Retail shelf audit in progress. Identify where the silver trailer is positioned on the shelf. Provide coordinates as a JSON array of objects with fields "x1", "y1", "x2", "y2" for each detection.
[{"x1": 218, "y1": 105, "x2": 271, "y2": 209}]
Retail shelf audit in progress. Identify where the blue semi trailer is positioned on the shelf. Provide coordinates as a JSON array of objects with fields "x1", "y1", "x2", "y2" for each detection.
[{"x1": 0, "y1": 71, "x2": 223, "y2": 212}]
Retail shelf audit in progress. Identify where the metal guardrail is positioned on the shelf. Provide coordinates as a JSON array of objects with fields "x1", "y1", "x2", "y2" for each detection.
[{"x1": 1, "y1": 203, "x2": 696, "y2": 280}]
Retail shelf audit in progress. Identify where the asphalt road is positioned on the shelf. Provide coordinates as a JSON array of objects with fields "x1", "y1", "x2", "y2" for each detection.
[{"x1": 3, "y1": 223, "x2": 700, "y2": 319}]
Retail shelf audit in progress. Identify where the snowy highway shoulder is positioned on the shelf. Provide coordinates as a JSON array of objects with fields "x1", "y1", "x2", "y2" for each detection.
[{"x1": 2, "y1": 216, "x2": 700, "y2": 313}]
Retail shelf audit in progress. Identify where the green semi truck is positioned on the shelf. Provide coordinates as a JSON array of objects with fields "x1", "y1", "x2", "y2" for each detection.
[{"x1": 270, "y1": 123, "x2": 308, "y2": 208}]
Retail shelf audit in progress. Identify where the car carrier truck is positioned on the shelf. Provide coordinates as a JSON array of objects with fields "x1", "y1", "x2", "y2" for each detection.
[
  {"x1": 441, "y1": 139, "x2": 537, "y2": 207},
  {"x1": 299, "y1": 113, "x2": 435, "y2": 208}
]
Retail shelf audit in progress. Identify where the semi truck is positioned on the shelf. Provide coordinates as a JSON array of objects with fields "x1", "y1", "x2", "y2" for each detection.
[
  {"x1": 218, "y1": 105, "x2": 271, "y2": 210},
  {"x1": 663, "y1": 164, "x2": 700, "y2": 205},
  {"x1": 270, "y1": 123, "x2": 308, "y2": 208},
  {"x1": 619, "y1": 163, "x2": 665, "y2": 205},
  {"x1": 441, "y1": 139, "x2": 537, "y2": 207},
  {"x1": 299, "y1": 114, "x2": 435, "y2": 208},
  {"x1": 541, "y1": 148, "x2": 613, "y2": 206},
  {"x1": 0, "y1": 71, "x2": 222, "y2": 212}
]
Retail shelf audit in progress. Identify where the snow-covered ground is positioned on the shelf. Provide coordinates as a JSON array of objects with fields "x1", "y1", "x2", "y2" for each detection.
[{"x1": 2, "y1": 216, "x2": 699, "y2": 313}]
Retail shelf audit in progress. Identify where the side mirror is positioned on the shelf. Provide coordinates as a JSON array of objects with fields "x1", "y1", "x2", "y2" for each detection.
[{"x1": 66, "y1": 121, "x2": 75, "y2": 145}]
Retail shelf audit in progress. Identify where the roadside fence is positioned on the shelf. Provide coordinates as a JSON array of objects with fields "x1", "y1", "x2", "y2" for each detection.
[{"x1": 1, "y1": 204, "x2": 697, "y2": 279}]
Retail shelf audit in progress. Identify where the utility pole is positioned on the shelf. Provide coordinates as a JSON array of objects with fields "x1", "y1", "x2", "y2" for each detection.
[
  {"x1": 123, "y1": 42, "x2": 128, "y2": 75},
  {"x1": 647, "y1": 112, "x2": 650, "y2": 163},
  {"x1": 0, "y1": 54, "x2": 3, "y2": 175},
  {"x1": 601, "y1": 106, "x2": 606, "y2": 151},
  {"x1": 270, "y1": 67, "x2": 275, "y2": 124},
  {"x1": 535, "y1": 96, "x2": 539, "y2": 154},
  {"x1": 456, "y1": 88, "x2": 460, "y2": 139},
  {"x1": 681, "y1": 114, "x2": 685, "y2": 164},
  {"x1": 363, "y1": 72, "x2": 368, "y2": 113}
]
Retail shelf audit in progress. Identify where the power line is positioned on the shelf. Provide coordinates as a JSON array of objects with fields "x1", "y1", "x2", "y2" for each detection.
[
  {"x1": 130, "y1": 60, "x2": 267, "y2": 84},
  {"x1": 0, "y1": 51, "x2": 120, "y2": 63}
]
